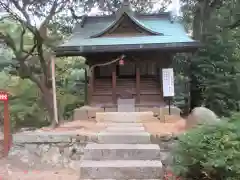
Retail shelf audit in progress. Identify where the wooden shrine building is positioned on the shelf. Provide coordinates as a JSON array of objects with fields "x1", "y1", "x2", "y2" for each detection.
[{"x1": 55, "y1": 1, "x2": 200, "y2": 112}]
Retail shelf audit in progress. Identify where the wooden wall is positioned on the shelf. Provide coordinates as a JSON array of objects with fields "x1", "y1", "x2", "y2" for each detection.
[{"x1": 87, "y1": 51, "x2": 172, "y2": 107}]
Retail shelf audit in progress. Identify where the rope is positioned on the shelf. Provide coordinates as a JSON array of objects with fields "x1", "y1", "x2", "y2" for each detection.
[{"x1": 89, "y1": 54, "x2": 125, "y2": 74}]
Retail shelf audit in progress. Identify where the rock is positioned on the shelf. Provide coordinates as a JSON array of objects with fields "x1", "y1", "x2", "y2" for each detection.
[
  {"x1": 73, "y1": 106, "x2": 104, "y2": 120},
  {"x1": 41, "y1": 147, "x2": 62, "y2": 166},
  {"x1": 187, "y1": 107, "x2": 220, "y2": 128},
  {"x1": 8, "y1": 145, "x2": 40, "y2": 168}
]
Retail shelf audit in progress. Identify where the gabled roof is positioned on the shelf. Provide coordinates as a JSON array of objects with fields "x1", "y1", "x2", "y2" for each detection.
[
  {"x1": 90, "y1": 13, "x2": 163, "y2": 37},
  {"x1": 55, "y1": 2, "x2": 200, "y2": 56}
]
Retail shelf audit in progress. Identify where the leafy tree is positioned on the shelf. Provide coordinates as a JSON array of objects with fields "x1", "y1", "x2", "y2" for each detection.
[
  {"x1": 0, "y1": 0, "x2": 92, "y2": 127},
  {"x1": 181, "y1": 0, "x2": 240, "y2": 115}
]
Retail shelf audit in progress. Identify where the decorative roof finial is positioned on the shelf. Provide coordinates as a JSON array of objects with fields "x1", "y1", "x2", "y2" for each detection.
[
  {"x1": 116, "y1": 0, "x2": 133, "y2": 18},
  {"x1": 120, "y1": 0, "x2": 132, "y2": 12}
]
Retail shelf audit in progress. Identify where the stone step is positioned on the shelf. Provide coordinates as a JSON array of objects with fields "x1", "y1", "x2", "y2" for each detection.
[
  {"x1": 80, "y1": 160, "x2": 163, "y2": 179},
  {"x1": 83, "y1": 144, "x2": 161, "y2": 160},
  {"x1": 80, "y1": 178, "x2": 161, "y2": 180},
  {"x1": 104, "y1": 117, "x2": 138, "y2": 123},
  {"x1": 96, "y1": 112, "x2": 154, "y2": 122},
  {"x1": 104, "y1": 126, "x2": 145, "y2": 132},
  {"x1": 97, "y1": 132, "x2": 151, "y2": 144},
  {"x1": 103, "y1": 123, "x2": 144, "y2": 127}
]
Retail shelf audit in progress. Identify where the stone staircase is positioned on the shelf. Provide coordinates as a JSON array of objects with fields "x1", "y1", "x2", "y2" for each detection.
[{"x1": 79, "y1": 116, "x2": 163, "y2": 179}]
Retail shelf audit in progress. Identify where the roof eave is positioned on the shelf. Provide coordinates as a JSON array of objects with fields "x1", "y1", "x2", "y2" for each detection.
[{"x1": 54, "y1": 41, "x2": 202, "y2": 57}]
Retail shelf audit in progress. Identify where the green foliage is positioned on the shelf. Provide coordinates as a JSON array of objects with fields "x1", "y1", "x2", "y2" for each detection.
[
  {"x1": 0, "y1": 74, "x2": 48, "y2": 129},
  {"x1": 172, "y1": 53, "x2": 191, "y2": 113},
  {"x1": 172, "y1": 115, "x2": 240, "y2": 180},
  {"x1": 191, "y1": 33, "x2": 240, "y2": 116},
  {"x1": 0, "y1": 59, "x2": 86, "y2": 130},
  {"x1": 0, "y1": 19, "x2": 87, "y2": 129},
  {"x1": 181, "y1": 0, "x2": 240, "y2": 115}
]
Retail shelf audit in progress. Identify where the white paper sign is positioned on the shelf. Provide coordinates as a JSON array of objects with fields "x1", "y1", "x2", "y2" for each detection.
[{"x1": 162, "y1": 68, "x2": 175, "y2": 97}]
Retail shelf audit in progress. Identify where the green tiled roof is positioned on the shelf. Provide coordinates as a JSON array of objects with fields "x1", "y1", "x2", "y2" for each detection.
[
  {"x1": 62, "y1": 35, "x2": 194, "y2": 47},
  {"x1": 55, "y1": 5, "x2": 200, "y2": 56}
]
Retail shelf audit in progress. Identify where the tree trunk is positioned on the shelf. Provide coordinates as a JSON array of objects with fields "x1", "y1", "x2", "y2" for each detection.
[
  {"x1": 41, "y1": 87, "x2": 58, "y2": 128},
  {"x1": 30, "y1": 75, "x2": 59, "y2": 128}
]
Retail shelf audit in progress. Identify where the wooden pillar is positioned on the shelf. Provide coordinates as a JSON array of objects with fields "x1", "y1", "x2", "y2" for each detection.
[
  {"x1": 84, "y1": 68, "x2": 88, "y2": 105},
  {"x1": 136, "y1": 63, "x2": 140, "y2": 104},
  {"x1": 50, "y1": 55, "x2": 58, "y2": 125},
  {"x1": 112, "y1": 64, "x2": 117, "y2": 104},
  {"x1": 88, "y1": 66, "x2": 94, "y2": 105}
]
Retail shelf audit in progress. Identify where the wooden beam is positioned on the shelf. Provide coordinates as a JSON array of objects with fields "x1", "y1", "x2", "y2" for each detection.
[
  {"x1": 136, "y1": 63, "x2": 140, "y2": 103},
  {"x1": 112, "y1": 64, "x2": 117, "y2": 104}
]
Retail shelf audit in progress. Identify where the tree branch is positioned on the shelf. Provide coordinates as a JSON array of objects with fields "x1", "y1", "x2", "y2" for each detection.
[
  {"x1": 0, "y1": 32, "x2": 17, "y2": 52},
  {"x1": 104, "y1": 0, "x2": 116, "y2": 14},
  {"x1": 0, "y1": 1, "x2": 38, "y2": 36},
  {"x1": 69, "y1": 7, "x2": 83, "y2": 20},
  {"x1": 19, "y1": 26, "x2": 26, "y2": 54},
  {"x1": 227, "y1": 19, "x2": 240, "y2": 29},
  {"x1": 34, "y1": 35, "x2": 48, "y2": 79},
  {"x1": 40, "y1": 0, "x2": 59, "y2": 27},
  {"x1": 209, "y1": 0, "x2": 221, "y2": 7},
  {"x1": 22, "y1": 44, "x2": 37, "y2": 60},
  {"x1": 10, "y1": 0, "x2": 31, "y2": 23}
]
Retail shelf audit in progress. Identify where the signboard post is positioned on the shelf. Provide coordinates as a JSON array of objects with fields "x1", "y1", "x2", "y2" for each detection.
[
  {"x1": 162, "y1": 68, "x2": 175, "y2": 115},
  {"x1": 0, "y1": 92, "x2": 11, "y2": 156}
]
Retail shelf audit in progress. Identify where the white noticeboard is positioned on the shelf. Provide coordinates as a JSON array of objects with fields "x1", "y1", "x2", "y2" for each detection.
[{"x1": 162, "y1": 68, "x2": 175, "y2": 97}]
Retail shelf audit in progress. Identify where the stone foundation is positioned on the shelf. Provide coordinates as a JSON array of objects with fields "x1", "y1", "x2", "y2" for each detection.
[
  {"x1": 73, "y1": 105, "x2": 181, "y2": 121},
  {"x1": 9, "y1": 132, "x2": 97, "y2": 170}
]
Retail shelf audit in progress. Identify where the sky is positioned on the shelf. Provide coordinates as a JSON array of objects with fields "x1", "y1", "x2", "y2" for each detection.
[
  {"x1": 88, "y1": 0, "x2": 181, "y2": 16},
  {"x1": 0, "y1": 0, "x2": 181, "y2": 26}
]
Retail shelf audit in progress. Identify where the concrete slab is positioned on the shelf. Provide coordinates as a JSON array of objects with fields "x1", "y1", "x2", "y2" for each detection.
[
  {"x1": 83, "y1": 144, "x2": 161, "y2": 160},
  {"x1": 80, "y1": 160, "x2": 163, "y2": 179},
  {"x1": 97, "y1": 132, "x2": 151, "y2": 144}
]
